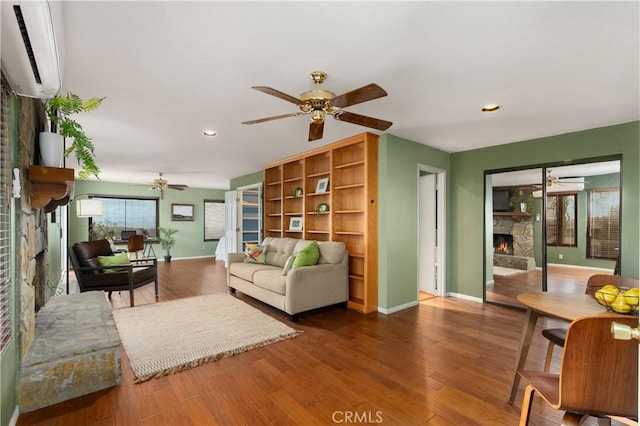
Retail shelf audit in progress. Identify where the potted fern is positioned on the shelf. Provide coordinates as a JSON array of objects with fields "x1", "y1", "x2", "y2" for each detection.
[
  {"x1": 40, "y1": 92, "x2": 105, "y2": 179},
  {"x1": 509, "y1": 189, "x2": 534, "y2": 213},
  {"x1": 158, "y1": 227, "x2": 178, "y2": 263}
]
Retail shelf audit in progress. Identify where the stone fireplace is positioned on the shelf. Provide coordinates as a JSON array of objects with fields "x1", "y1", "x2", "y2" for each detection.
[
  {"x1": 493, "y1": 215, "x2": 536, "y2": 270},
  {"x1": 11, "y1": 91, "x2": 55, "y2": 358},
  {"x1": 9, "y1": 88, "x2": 121, "y2": 413}
]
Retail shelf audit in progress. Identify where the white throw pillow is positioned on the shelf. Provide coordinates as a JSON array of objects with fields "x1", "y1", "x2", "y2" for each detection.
[{"x1": 282, "y1": 255, "x2": 296, "y2": 275}]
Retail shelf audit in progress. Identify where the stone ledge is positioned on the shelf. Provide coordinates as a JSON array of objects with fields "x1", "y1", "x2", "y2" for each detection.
[
  {"x1": 19, "y1": 291, "x2": 121, "y2": 413},
  {"x1": 493, "y1": 254, "x2": 536, "y2": 271}
]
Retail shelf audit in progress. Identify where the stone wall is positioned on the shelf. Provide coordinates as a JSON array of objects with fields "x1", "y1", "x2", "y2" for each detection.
[
  {"x1": 14, "y1": 95, "x2": 48, "y2": 359},
  {"x1": 493, "y1": 215, "x2": 534, "y2": 258}
]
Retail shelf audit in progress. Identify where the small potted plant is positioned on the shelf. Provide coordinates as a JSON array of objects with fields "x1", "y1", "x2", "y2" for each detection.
[
  {"x1": 315, "y1": 202, "x2": 329, "y2": 215},
  {"x1": 41, "y1": 92, "x2": 105, "y2": 179},
  {"x1": 509, "y1": 189, "x2": 534, "y2": 213},
  {"x1": 158, "y1": 227, "x2": 178, "y2": 263}
]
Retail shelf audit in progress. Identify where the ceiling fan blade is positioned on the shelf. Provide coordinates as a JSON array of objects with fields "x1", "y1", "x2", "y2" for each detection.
[
  {"x1": 334, "y1": 111, "x2": 393, "y2": 131},
  {"x1": 242, "y1": 112, "x2": 302, "y2": 125},
  {"x1": 251, "y1": 86, "x2": 301, "y2": 105},
  {"x1": 167, "y1": 184, "x2": 188, "y2": 190},
  {"x1": 331, "y1": 83, "x2": 388, "y2": 108},
  {"x1": 308, "y1": 120, "x2": 324, "y2": 142}
]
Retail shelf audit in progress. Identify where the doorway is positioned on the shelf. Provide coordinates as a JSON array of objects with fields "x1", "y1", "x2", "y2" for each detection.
[
  {"x1": 418, "y1": 165, "x2": 446, "y2": 299},
  {"x1": 483, "y1": 158, "x2": 621, "y2": 308}
]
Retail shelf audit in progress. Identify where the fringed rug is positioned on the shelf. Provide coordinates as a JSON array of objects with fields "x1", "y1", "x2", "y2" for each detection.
[{"x1": 112, "y1": 293, "x2": 301, "y2": 383}]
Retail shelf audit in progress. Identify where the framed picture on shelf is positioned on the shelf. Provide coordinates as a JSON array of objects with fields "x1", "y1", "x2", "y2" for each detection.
[
  {"x1": 316, "y1": 177, "x2": 329, "y2": 193},
  {"x1": 171, "y1": 204, "x2": 194, "y2": 221},
  {"x1": 289, "y1": 217, "x2": 303, "y2": 231}
]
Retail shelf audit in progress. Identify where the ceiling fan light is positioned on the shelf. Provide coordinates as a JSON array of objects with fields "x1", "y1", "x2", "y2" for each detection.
[
  {"x1": 482, "y1": 104, "x2": 500, "y2": 112},
  {"x1": 311, "y1": 110, "x2": 325, "y2": 122}
]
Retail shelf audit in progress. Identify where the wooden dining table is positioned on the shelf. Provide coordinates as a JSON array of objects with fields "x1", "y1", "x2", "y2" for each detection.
[{"x1": 508, "y1": 292, "x2": 621, "y2": 403}]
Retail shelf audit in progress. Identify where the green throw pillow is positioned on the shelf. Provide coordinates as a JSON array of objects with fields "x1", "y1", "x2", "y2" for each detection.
[
  {"x1": 292, "y1": 241, "x2": 319, "y2": 269},
  {"x1": 97, "y1": 252, "x2": 130, "y2": 272}
]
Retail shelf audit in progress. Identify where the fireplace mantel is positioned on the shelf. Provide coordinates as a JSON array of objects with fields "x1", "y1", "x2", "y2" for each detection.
[
  {"x1": 493, "y1": 211, "x2": 531, "y2": 221},
  {"x1": 28, "y1": 166, "x2": 75, "y2": 211}
]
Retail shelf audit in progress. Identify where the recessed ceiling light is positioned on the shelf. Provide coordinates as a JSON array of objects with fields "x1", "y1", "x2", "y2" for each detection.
[
  {"x1": 482, "y1": 104, "x2": 500, "y2": 112},
  {"x1": 203, "y1": 130, "x2": 217, "y2": 137}
]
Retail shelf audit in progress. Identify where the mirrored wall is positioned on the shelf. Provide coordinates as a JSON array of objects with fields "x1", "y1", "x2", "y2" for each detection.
[{"x1": 484, "y1": 158, "x2": 621, "y2": 308}]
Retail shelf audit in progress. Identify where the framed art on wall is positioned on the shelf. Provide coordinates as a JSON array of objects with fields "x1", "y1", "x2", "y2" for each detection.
[{"x1": 172, "y1": 204, "x2": 194, "y2": 221}]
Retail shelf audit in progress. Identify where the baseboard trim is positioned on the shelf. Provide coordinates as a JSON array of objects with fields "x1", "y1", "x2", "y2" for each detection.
[
  {"x1": 378, "y1": 300, "x2": 419, "y2": 315},
  {"x1": 447, "y1": 292, "x2": 483, "y2": 303},
  {"x1": 159, "y1": 255, "x2": 216, "y2": 262},
  {"x1": 547, "y1": 263, "x2": 614, "y2": 272},
  {"x1": 9, "y1": 405, "x2": 19, "y2": 426}
]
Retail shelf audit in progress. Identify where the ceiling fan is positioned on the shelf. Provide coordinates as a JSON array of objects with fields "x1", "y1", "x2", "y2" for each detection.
[
  {"x1": 545, "y1": 170, "x2": 588, "y2": 187},
  {"x1": 242, "y1": 71, "x2": 393, "y2": 141},
  {"x1": 133, "y1": 173, "x2": 188, "y2": 199},
  {"x1": 529, "y1": 170, "x2": 587, "y2": 190}
]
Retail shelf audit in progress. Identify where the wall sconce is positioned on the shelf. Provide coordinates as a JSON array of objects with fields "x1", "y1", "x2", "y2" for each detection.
[{"x1": 75, "y1": 197, "x2": 104, "y2": 217}]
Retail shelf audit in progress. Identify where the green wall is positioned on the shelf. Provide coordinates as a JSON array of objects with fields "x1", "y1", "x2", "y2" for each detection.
[
  {"x1": 70, "y1": 181, "x2": 226, "y2": 259},
  {"x1": 450, "y1": 121, "x2": 639, "y2": 299},
  {"x1": 378, "y1": 134, "x2": 450, "y2": 310},
  {"x1": 230, "y1": 170, "x2": 262, "y2": 190}
]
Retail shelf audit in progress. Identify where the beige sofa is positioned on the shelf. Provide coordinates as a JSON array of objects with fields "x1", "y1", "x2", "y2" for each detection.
[{"x1": 227, "y1": 237, "x2": 349, "y2": 320}]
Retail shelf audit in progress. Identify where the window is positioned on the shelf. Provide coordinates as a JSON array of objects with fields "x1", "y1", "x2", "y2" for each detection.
[
  {"x1": 89, "y1": 196, "x2": 159, "y2": 240},
  {"x1": 0, "y1": 77, "x2": 12, "y2": 352},
  {"x1": 587, "y1": 189, "x2": 620, "y2": 260},
  {"x1": 204, "y1": 200, "x2": 224, "y2": 241},
  {"x1": 546, "y1": 193, "x2": 577, "y2": 247}
]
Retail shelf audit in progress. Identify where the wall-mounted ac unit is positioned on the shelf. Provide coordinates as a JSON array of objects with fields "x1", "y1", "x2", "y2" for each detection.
[{"x1": 1, "y1": 0, "x2": 64, "y2": 99}]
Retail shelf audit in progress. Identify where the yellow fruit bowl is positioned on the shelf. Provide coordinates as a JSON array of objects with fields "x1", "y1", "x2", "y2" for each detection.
[{"x1": 593, "y1": 285, "x2": 639, "y2": 315}]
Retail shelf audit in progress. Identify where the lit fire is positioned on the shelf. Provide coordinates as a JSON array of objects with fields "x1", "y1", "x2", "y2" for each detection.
[{"x1": 495, "y1": 241, "x2": 510, "y2": 254}]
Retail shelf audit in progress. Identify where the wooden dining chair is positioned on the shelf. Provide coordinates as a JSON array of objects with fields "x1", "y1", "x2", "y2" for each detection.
[
  {"x1": 519, "y1": 314, "x2": 638, "y2": 426},
  {"x1": 541, "y1": 274, "x2": 638, "y2": 372},
  {"x1": 127, "y1": 234, "x2": 145, "y2": 259}
]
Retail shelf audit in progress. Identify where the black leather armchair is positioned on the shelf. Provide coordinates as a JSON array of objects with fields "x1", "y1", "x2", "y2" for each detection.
[{"x1": 69, "y1": 239, "x2": 158, "y2": 306}]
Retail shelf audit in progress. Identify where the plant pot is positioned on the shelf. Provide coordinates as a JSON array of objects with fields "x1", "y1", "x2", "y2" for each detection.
[
  {"x1": 520, "y1": 203, "x2": 528, "y2": 213},
  {"x1": 164, "y1": 255, "x2": 172, "y2": 263},
  {"x1": 39, "y1": 132, "x2": 64, "y2": 167}
]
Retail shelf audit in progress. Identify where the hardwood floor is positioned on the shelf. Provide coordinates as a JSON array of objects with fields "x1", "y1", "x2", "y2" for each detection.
[
  {"x1": 17, "y1": 259, "x2": 626, "y2": 425},
  {"x1": 486, "y1": 265, "x2": 606, "y2": 307}
]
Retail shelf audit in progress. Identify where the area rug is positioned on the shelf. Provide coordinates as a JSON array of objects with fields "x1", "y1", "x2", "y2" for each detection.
[{"x1": 112, "y1": 293, "x2": 301, "y2": 383}]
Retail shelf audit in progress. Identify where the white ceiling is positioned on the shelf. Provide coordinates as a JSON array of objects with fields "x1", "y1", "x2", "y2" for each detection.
[
  {"x1": 490, "y1": 160, "x2": 621, "y2": 187},
  {"x1": 54, "y1": 1, "x2": 639, "y2": 189}
]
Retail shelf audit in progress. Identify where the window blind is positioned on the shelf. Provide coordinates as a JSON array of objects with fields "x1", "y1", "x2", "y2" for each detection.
[
  {"x1": 204, "y1": 200, "x2": 224, "y2": 241},
  {"x1": 587, "y1": 189, "x2": 620, "y2": 260},
  {"x1": 0, "y1": 76, "x2": 12, "y2": 352}
]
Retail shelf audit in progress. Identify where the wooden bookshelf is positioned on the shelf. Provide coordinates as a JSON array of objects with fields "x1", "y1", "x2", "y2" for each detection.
[
  {"x1": 263, "y1": 165, "x2": 283, "y2": 238},
  {"x1": 262, "y1": 133, "x2": 378, "y2": 313}
]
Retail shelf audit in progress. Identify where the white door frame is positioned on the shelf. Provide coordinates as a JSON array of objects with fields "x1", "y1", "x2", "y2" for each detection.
[{"x1": 417, "y1": 164, "x2": 447, "y2": 298}]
